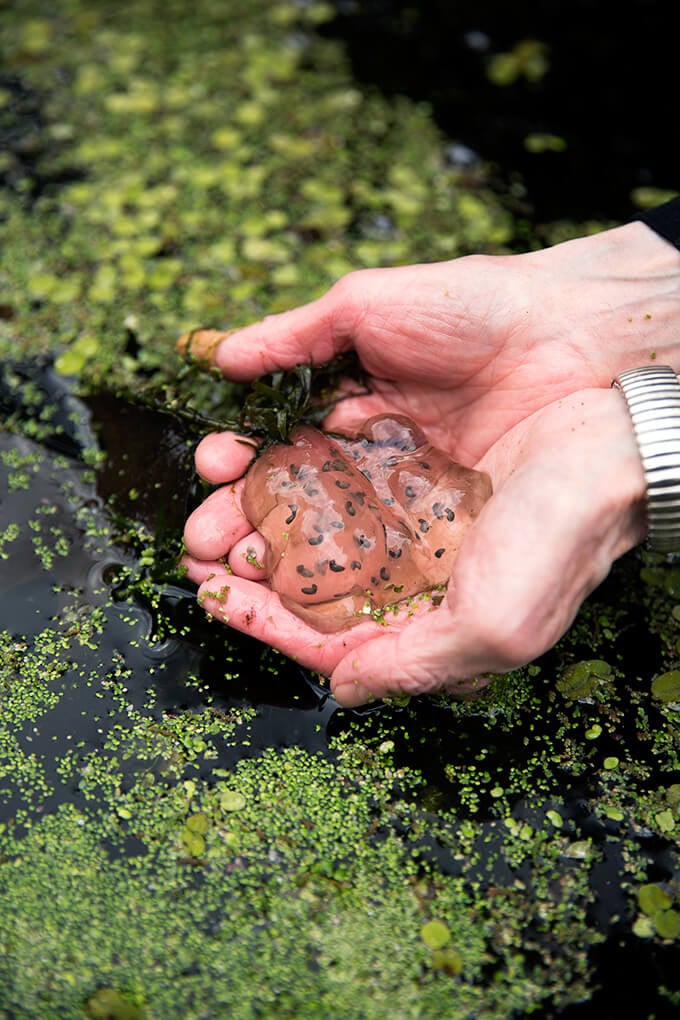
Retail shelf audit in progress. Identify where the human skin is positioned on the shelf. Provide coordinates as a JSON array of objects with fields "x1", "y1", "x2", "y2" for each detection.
[{"x1": 182, "y1": 220, "x2": 680, "y2": 706}]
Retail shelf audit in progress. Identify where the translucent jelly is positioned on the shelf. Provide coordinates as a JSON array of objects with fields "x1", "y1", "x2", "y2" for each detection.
[{"x1": 241, "y1": 414, "x2": 492, "y2": 632}]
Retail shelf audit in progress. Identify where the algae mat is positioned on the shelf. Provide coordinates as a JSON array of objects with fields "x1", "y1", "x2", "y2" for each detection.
[{"x1": 1, "y1": 2, "x2": 679, "y2": 1017}]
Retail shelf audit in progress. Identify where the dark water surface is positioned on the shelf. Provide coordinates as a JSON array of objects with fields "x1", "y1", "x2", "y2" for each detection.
[
  {"x1": 1, "y1": 2, "x2": 679, "y2": 1011},
  {"x1": 2, "y1": 362, "x2": 679, "y2": 1016},
  {"x1": 323, "y1": 0, "x2": 675, "y2": 223},
  {"x1": 0, "y1": 362, "x2": 336, "y2": 794}
]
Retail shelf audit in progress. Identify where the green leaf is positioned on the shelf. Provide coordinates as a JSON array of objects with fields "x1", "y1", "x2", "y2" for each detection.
[
  {"x1": 638, "y1": 883, "x2": 673, "y2": 916},
  {"x1": 421, "y1": 919, "x2": 451, "y2": 950},
  {"x1": 651, "y1": 670, "x2": 680, "y2": 703}
]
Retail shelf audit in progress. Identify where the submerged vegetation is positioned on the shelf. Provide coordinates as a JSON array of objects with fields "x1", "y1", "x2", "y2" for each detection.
[{"x1": 0, "y1": 1, "x2": 679, "y2": 1017}]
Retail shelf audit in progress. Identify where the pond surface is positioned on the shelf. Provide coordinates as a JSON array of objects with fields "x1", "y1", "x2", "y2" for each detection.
[
  {"x1": 0, "y1": 1, "x2": 679, "y2": 1016},
  {"x1": 2, "y1": 358, "x2": 679, "y2": 1017},
  {"x1": 323, "y1": 0, "x2": 676, "y2": 222}
]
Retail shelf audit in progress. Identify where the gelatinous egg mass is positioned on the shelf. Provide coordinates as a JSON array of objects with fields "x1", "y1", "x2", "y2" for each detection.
[{"x1": 241, "y1": 414, "x2": 492, "y2": 632}]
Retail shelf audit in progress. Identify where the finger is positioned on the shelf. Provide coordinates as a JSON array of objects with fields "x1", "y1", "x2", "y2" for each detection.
[
  {"x1": 330, "y1": 467, "x2": 574, "y2": 708},
  {"x1": 330, "y1": 604, "x2": 479, "y2": 707},
  {"x1": 212, "y1": 285, "x2": 360, "y2": 381},
  {"x1": 329, "y1": 460, "x2": 584, "y2": 705},
  {"x1": 327, "y1": 588, "x2": 479, "y2": 707},
  {"x1": 196, "y1": 572, "x2": 387, "y2": 675},
  {"x1": 191, "y1": 264, "x2": 441, "y2": 382},
  {"x1": 181, "y1": 553, "x2": 226, "y2": 586},
  {"x1": 183, "y1": 478, "x2": 251, "y2": 559},
  {"x1": 194, "y1": 431, "x2": 258, "y2": 484},
  {"x1": 176, "y1": 327, "x2": 238, "y2": 367}
]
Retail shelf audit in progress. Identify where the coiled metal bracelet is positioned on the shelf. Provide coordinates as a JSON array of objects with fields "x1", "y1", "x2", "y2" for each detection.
[{"x1": 613, "y1": 363, "x2": 680, "y2": 552}]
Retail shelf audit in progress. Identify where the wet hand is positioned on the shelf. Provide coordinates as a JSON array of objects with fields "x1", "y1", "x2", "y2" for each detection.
[
  {"x1": 179, "y1": 220, "x2": 680, "y2": 466},
  {"x1": 182, "y1": 389, "x2": 645, "y2": 707},
  {"x1": 180, "y1": 220, "x2": 676, "y2": 703}
]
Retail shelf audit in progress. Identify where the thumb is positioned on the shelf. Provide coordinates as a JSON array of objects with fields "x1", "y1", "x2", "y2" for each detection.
[
  {"x1": 200, "y1": 278, "x2": 370, "y2": 382},
  {"x1": 329, "y1": 605, "x2": 485, "y2": 708},
  {"x1": 181, "y1": 261, "x2": 456, "y2": 382}
]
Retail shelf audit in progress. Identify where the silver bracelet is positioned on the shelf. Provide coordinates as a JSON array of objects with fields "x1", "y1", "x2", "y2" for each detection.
[{"x1": 612, "y1": 364, "x2": 680, "y2": 552}]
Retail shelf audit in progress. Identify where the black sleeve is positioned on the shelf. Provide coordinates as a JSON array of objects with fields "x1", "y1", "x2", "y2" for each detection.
[{"x1": 634, "y1": 196, "x2": 680, "y2": 251}]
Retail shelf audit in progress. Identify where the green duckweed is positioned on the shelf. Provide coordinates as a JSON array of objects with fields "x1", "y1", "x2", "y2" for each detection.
[{"x1": 1, "y1": 1, "x2": 679, "y2": 1016}]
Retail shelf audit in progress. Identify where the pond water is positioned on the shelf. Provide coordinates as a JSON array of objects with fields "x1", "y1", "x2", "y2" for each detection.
[
  {"x1": 323, "y1": 0, "x2": 676, "y2": 222},
  {"x1": 2, "y1": 357, "x2": 679, "y2": 1016},
  {"x1": 1, "y1": 1, "x2": 679, "y2": 1016},
  {"x1": 0, "y1": 360, "x2": 337, "y2": 759}
]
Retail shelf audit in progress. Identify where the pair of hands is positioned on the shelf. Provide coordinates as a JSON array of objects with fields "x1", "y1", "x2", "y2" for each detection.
[{"x1": 183, "y1": 220, "x2": 680, "y2": 706}]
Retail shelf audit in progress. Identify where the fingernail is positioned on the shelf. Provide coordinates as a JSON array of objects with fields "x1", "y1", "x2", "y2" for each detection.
[{"x1": 176, "y1": 328, "x2": 239, "y2": 367}]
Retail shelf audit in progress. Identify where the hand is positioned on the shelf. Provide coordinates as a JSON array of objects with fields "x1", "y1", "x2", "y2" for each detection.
[
  {"x1": 181, "y1": 220, "x2": 676, "y2": 705},
  {"x1": 182, "y1": 219, "x2": 680, "y2": 464},
  {"x1": 183, "y1": 389, "x2": 646, "y2": 706}
]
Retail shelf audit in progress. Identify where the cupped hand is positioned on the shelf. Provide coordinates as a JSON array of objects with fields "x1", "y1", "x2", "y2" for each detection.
[
  {"x1": 183, "y1": 388, "x2": 646, "y2": 706},
  {"x1": 180, "y1": 220, "x2": 677, "y2": 703},
  {"x1": 181, "y1": 220, "x2": 680, "y2": 465}
]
